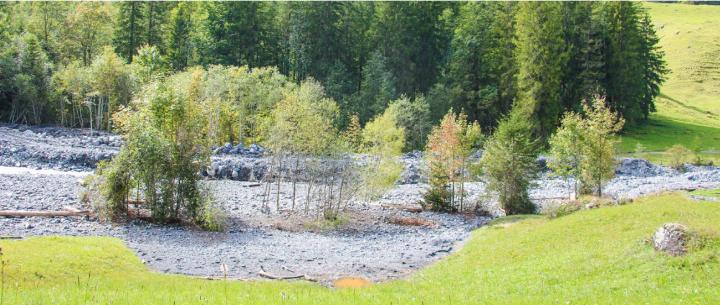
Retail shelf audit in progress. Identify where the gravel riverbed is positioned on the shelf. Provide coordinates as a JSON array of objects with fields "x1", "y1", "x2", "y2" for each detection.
[{"x1": 1, "y1": 124, "x2": 719, "y2": 284}]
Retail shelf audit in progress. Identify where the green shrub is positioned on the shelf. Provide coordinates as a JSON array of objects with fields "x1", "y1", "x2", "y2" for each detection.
[
  {"x1": 195, "y1": 188, "x2": 226, "y2": 232},
  {"x1": 93, "y1": 70, "x2": 216, "y2": 229},
  {"x1": 422, "y1": 185, "x2": 453, "y2": 212},
  {"x1": 480, "y1": 109, "x2": 538, "y2": 215},
  {"x1": 544, "y1": 202, "x2": 582, "y2": 219},
  {"x1": 666, "y1": 144, "x2": 692, "y2": 170}
]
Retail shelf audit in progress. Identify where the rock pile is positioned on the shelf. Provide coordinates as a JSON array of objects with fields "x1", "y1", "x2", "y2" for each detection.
[
  {"x1": 213, "y1": 143, "x2": 266, "y2": 156},
  {"x1": 616, "y1": 158, "x2": 671, "y2": 177}
]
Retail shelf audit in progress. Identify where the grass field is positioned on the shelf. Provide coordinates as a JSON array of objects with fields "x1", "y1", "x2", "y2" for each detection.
[
  {"x1": 620, "y1": 3, "x2": 720, "y2": 160},
  {"x1": 2, "y1": 192, "x2": 719, "y2": 305}
]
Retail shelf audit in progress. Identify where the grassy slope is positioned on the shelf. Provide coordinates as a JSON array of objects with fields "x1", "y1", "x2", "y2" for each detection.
[
  {"x1": 620, "y1": 3, "x2": 720, "y2": 156},
  {"x1": 2, "y1": 192, "x2": 719, "y2": 305}
]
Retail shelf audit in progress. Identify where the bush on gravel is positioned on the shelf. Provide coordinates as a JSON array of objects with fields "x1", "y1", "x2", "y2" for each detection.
[
  {"x1": 424, "y1": 110, "x2": 483, "y2": 212},
  {"x1": 93, "y1": 68, "x2": 217, "y2": 227},
  {"x1": 359, "y1": 104, "x2": 406, "y2": 200},
  {"x1": 666, "y1": 144, "x2": 693, "y2": 170},
  {"x1": 480, "y1": 107, "x2": 538, "y2": 215},
  {"x1": 549, "y1": 97, "x2": 625, "y2": 198}
]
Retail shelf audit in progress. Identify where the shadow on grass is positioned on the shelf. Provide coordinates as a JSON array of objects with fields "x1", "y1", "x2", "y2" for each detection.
[{"x1": 620, "y1": 115, "x2": 720, "y2": 152}]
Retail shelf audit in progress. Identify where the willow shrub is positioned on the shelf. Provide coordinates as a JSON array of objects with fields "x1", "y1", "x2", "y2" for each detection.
[{"x1": 93, "y1": 72, "x2": 222, "y2": 230}]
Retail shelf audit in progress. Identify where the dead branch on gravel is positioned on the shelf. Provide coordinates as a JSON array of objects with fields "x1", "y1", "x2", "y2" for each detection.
[
  {"x1": 0, "y1": 209, "x2": 90, "y2": 217},
  {"x1": 388, "y1": 216, "x2": 437, "y2": 227},
  {"x1": 258, "y1": 265, "x2": 316, "y2": 281}
]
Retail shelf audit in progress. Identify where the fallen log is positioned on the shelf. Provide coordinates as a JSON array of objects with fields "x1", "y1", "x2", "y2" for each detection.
[
  {"x1": 0, "y1": 209, "x2": 90, "y2": 217},
  {"x1": 0, "y1": 236, "x2": 23, "y2": 240}
]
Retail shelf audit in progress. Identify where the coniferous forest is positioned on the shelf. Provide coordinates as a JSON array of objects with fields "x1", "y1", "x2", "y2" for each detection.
[{"x1": 0, "y1": 2, "x2": 666, "y2": 144}]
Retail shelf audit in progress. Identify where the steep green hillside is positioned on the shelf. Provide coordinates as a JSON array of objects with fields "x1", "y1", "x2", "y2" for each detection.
[
  {"x1": 2, "y1": 192, "x2": 719, "y2": 304},
  {"x1": 622, "y1": 3, "x2": 720, "y2": 155}
]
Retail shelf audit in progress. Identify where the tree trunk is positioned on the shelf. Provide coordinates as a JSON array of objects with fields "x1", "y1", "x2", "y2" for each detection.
[{"x1": 291, "y1": 158, "x2": 299, "y2": 210}]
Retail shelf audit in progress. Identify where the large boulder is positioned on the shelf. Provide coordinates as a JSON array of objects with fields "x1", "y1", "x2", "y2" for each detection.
[{"x1": 652, "y1": 223, "x2": 688, "y2": 256}]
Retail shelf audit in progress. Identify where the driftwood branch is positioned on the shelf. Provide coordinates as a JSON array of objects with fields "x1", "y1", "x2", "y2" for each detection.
[
  {"x1": 258, "y1": 265, "x2": 315, "y2": 281},
  {"x1": 0, "y1": 207, "x2": 90, "y2": 217}
]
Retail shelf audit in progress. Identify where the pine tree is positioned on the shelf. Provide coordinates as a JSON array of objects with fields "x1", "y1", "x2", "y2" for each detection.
[
  {"x1": 165, "y1": 2, "x2": 192, "y2": 71},
  {"x1": 514, "y1": 2, "x2": 568, "y2": 141},
  {"x1": 351, "y1": 50, "x2": 397, "y2": 124},
  {"x1": 601, "y1": 2, "x2": 645, "y2": 125},
  {"x1": 371, "y1": 2, "x2": 452, "y2": 95},
  {"x1": 205, "y1": 2, "x2": 279, "y2": 68},
  {"x1": 113, "y1": 2, "x2": 145, "y2": 62},
  {"x1": 441, "y1": 2, "x2": 503, "y2": 129},
  {"x1": 559, "y1": 2, "x2": 596, "y2": 113},
  {"x1": 480, "y1": 107, "x2": 538, "y2": 215},
  {"x1": 638, "y1": 10, "x2": 668, "y2": 120},
  {"x1": 145, "y1": 2, "x2": 171, "y2": 52}
]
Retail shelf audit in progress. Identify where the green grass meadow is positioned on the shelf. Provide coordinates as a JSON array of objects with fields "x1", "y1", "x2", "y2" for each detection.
[
  {"x1": 2, "y1": 192, "x2": 719, "y2": 305},
  {"x1": 621, "y1": 3, "x2": 720, "y2": 159}
]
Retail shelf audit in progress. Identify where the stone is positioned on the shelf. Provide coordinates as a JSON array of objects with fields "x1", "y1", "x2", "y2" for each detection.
[{"x1": 652, "y1": 223, "x2": 688, "y2": 256}]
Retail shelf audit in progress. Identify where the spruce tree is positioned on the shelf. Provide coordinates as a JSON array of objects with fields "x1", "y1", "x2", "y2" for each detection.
[
  {"x1": 113, "y1": 2, "x2": 145, "y2": 62},
  {"x1": 165, "y1": 2, "x2": 192, "y2": 71},
  {"x1": 442, "y1": 2, "x2": 503, "y2": 129},
  {"x1": 638, "y1": 10, "x2": 668, "y2": 120},
  {"x1": 480, "y1": 107, "x2": 538, "y2": 215},
  {"x1": 514, "y1": 2, "x2": 568, "y2": 141}
]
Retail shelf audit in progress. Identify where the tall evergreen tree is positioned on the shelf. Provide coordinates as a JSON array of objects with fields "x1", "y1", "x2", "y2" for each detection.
[
  {"x1": 350, "y1": 50, "x2": 397, "y2": 124},
  {"x1": 113, "y1": 2, "x2": 144, "y2": 62},
  {"x1": 204, "y1": 2, "x2": 279, "y2": 68},
  {"x1": 440, "y1": 2, "x2": 507, "y2": 129},
  {"x1": 287, "y1": 2, "x2": 346, "y2": 82},
  {"x1": 371, "y1": 2, "x2": 453, "y2": 96},
  {"x1": 559, "y1": 2, "x2": 596, "y2": 113},
  {"x1": 165, "y1": 2, "x2": 192, "y2": 71},
  {"x1": 145, "y1": 2, "x2": 171, "y2": 51},
  {"x1": 637, "y1": 10, "x2": 668, "y2": 120},
  {"x1": 514, "y1": 2, "x2": 568, "y2": 141},
  {"x1": 600, "y1": 2, "x2": 645, "y2": 125}
]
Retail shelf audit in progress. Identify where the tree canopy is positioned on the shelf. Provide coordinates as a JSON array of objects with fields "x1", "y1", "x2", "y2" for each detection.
[{"x1": 1, "y1": 2, "x2": 666, "y2": 149}]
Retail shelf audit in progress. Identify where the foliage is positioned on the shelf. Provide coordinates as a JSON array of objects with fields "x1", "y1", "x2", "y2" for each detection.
[
  {"x1": 549, "y1": 97, "x2": 625, "y2": 198},
  {"x1": 424, "y1": 110, "x2": 483, "y2": 212},
  {"x1": 96, "y1": 73, "x2": 211, "y2": 225},
  {"x1": 132, "y1": 44, "x2": 166, "y2": 85},
  {"x1": 437, "y1": 2, "x2": 515, "y2": 129},
  {"x1": 1, "y1": 2, "x2": 669, "y2": 148},
  {"x1": 0, "y1": 32, "x2": 53, "y2": 125},
  {"x1": 195, "y1": 185, "x2": 226, "y2": 232},
  {"x1": 665, "y1": 144, "x2": 693, "y2": 170},
  {"x1": 386, "y1": 95, "x2": 432, "y2": 152},
  {"x1": 577, "y1": 97, "x2": 625, "y2": 197},
  {"x1": 88, "y1": 46, "x2": 136, "y2": 130},
  {"x1": 514, "y1": 2, "x2": 567, "y2": 141},
  {"x1": 341, "y1": 113, "x2": 362, "y2": 152},
  {"x1": 359, "y1": 106, "x2": 405, "y2": 199},
  {"x1": 265, "y1": 78, "x2": 339, "y2": 156},
  {"x1": 480, "y1": 108, "x2": 538, "y2": 215},
  {"x1": 548, "y1": 112, "x2": 585, "y2": 199},
  {"x1": 349, "y1": 51, "x2": 397, "y2": 124}
]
